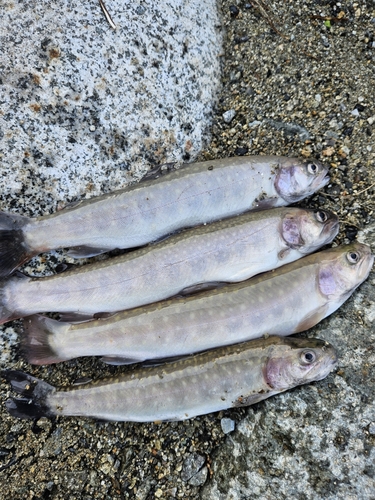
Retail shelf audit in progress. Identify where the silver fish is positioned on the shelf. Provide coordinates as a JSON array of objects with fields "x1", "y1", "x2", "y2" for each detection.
[
  {"x1": 22, "y1": 242, "x2": 373, "y2": 365},
  {"x1": 0, "y1": 156, "x2": 329, "y2": 277},
  {"x1": 3, "y1": 336, "x2": 338, "y2": 422},
  {"x1": 0, "y1": 207, "x2": 339, "y2": 324}
]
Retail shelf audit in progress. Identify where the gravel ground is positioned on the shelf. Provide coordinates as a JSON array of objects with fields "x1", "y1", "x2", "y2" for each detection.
[{"x1": 1, "y1": 1, "x2": 375, "y2": 499}]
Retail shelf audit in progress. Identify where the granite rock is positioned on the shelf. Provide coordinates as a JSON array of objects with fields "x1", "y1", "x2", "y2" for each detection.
[{"x1": 0, "y1": 0, "x2": 222, "y2": 207}]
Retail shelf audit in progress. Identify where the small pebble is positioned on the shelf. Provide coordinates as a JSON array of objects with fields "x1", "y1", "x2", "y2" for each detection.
[
  {"x1": 235, "y1": 146, "x2": 249, "y2": 156},
  {"x1": 222, "y1": 109, "x2": 236, "y2": 123},
  {"x1": 221, "y1": 418, "x2": 235, "y2": 434},
  {"x1": 345, "y1": 225, "x2": 358, "y2": 241},
  {"x1": 248, "y1": 120, "x2": 262, "y2": 128},
  {"x1": 229, "y1": 5, "x2": 240, "y2": 17},
  {"x1": 181, "y1": 453, "x2": 207, "y2": 486}
]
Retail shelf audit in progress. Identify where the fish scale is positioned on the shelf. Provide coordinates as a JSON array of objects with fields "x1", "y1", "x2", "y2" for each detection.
[
  {"x1": 20, "y1": 158, "x2": 282, "y2": 249},
  {"x1": 0, "y1": 207, "x2": 338, "y2": 323},
  {"x1": 0, "y1": 155, "x2": 329, "y2": 277},
  {"x1": 3, "y1": 336, "x2": 338, "y2": 422},
  {"x1": 21, "y1": 242, "x2": 374, "y2": 365}
]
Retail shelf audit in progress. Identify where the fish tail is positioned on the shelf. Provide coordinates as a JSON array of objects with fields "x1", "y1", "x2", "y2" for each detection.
[
  {"x1": 0, "y1": 295, "x2": 14, "y2": 325},
  {"x1": 2, "y1": 370, "x2": 56, "y2": 419},
  {"x1": 0, "y1": 211, "x2": 32, "y2": 277},
  {"x1": 22, "y1": 315, "x2": 69, "y2": 365},
  {"x1": 0, "y1": 273, "x2": 30, "y2": 324}
]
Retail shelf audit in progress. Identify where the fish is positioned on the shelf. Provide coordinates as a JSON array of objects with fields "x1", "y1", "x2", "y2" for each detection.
[
  {"x1": 22, "y1": 242, "x2": 373, "y2": 365},
  {"x1": 0, "y1": 207, "x2": 339, "y2": 324},
  {"x1": 0, "y1": 155, "x2": 330, "y2": 277},
  {"x1": 2, "y1": 336, "x2": 338, "y2": 422}
]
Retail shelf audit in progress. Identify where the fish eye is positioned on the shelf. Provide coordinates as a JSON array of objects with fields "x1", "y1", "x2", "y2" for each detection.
[
  {"x1": 300, "y1": 350, "x2": 316, "y2": 365},
  {"x1": 307, "y1": 162, "x2": 319, "y2": 175},
  {"x1": 346, "y1": 251, "x2": 360, "y2": 264},
  {"x1": 314, "y1": 210, "x2": 328, "y2": 223}
]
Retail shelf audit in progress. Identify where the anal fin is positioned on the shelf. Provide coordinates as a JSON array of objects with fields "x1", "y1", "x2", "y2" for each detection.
[{"x1": 295, "y1": 305, "x2": 328, "y2": 333}]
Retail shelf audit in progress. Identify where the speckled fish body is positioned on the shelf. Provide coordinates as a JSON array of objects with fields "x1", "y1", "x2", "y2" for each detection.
[
  {"x1": 0, "y1": 207, "x2": 339, "y2": 324},
  {"x1": 3, "y1": 336, "x2": 338, "y2": 422},
  {"x1": 22, "y1": 242, "x2": 373, "y2": 365},
  {"x1": 0, "y1": 156, "x2": 330, "y2": 276}
]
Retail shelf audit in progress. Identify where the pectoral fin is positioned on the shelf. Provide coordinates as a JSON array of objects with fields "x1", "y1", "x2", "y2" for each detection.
[{"x1": 295, "y1": 305, "x2": 328, "y2": 333}]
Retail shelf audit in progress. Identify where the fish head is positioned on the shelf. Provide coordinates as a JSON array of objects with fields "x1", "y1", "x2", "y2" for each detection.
[
  {"x1": 318, "y1": 242, "x2": 374, "y2": 302},
  {"x1": 275, "y1": 158, "x2": 330, "y2": 203},
  {"x1": 265, "y1": 337, "x2": 338, "y2": 391},
  {"x1": 281, "y1": 208, "x2": 339, "y2": 253}
]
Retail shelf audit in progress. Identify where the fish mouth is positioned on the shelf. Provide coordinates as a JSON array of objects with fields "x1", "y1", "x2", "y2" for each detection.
[
  {"x1": 310, "y1": 172, "x2": 330, "y2": 193},
  {"x1": 326, "y1": 349, "x2": 339, "y2": 374},
  {"x1": 364, "y1": 253, "x2": 375, "y2": 275},
  {"x1": 314, "y1": 347, "x2": 338, "y2": 381},
  {"x1": 321, "y1": 173, "x2": 330, "y2": 187},
  {"x1": 325, "y1": 218, "x2": 340, "y2": 239},
  {"x1": 357, "y1": 246, "x2": 375, "y2": 278}
]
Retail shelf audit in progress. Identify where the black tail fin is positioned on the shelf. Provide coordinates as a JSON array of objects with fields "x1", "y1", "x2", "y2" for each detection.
[
  {"x1": 22, "y1": 315, "x2": 69, "y2": 365},
  {"x1": 0, "y1": 211, "x2": 32, "y2": 277},
  {"x1": 2, "y1": 370, "x2": 55, "y2": 419}
]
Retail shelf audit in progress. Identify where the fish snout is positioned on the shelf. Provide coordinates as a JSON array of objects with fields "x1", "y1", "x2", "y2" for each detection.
[
  {"x1": 325, "y1": 216, "x2": 340, "y2": 237},
  {"x1": 322, "y1": 172, "x2": 330, "y2": 186}
]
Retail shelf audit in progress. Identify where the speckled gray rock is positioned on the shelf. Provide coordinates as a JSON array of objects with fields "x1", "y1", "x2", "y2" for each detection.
[
  {"x1": 181, "y1": 453, "x2": 208, "y2": 486},
  {"x1": 0, "y1": 0, "x2": 222, "y2": 204}
]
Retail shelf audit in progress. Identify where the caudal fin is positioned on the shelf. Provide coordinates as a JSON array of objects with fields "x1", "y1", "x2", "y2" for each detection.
[
  {"x1": 22, "y1": 315, "x2": 69, "y2": 365},
  {"x1": 0, "y1": 273, "x2": 31, "y2": 325},
  {"x1": 2, "y1": 370, "x2": 55, "y2": 419},
  {"x1": 0, "y1": 211, "x2": 32, "y2": 277}
]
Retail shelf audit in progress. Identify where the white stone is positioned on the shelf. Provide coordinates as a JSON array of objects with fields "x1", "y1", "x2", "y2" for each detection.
[
  {"x1": 222, "y1": 109, "x2": 236, "y2": 123},
  {"x1": 221, "y1": 417, "x2": 235, "y2": 434}
]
